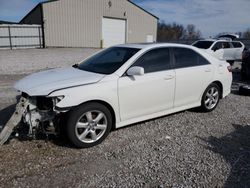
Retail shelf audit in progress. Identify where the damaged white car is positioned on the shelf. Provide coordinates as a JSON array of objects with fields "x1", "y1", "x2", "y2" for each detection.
[{"x1": 0, "y1": 43, "x2": 232, "y2": 148}]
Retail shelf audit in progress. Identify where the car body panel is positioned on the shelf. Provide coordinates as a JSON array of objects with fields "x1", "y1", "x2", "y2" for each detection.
[
  {"x1": 15, "y1": 43, "x2": 232, "y2": 130},
  {"x1": 118, "y1": 70, "x2": 175, "y2": 121},
  {"x1": 15, "y1": 67, "x2": 105, "y2": 96},
  {"x1": 49, "y1": 74, "x2": 121, "y2": 123},
  {"x1": 174, "y1": 64, "x2": 214, "y2": 108}
]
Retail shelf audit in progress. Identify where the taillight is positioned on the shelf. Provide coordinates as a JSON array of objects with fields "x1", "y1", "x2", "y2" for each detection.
[{"x1": 227, "y1": 66, "x2": 232, "y2": 72}]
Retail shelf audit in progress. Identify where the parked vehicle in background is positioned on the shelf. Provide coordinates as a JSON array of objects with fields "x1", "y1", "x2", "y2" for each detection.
[
  {"x1": 0, "y1": 43, "x2": 232, "y2": 148},
  {"x1": 192, "y1": 38, "x2": 245, "y2": 64},
  {"x1": 241, "y1": 48, "x2": 250, "y2": 80}
]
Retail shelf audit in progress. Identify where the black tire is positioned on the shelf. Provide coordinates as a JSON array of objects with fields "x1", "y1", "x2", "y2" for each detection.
[
  {"x1": 66, "y1": 102, "x2": 112, "y2": 148},
  {"x1": 200, "y1": 83, "x2": 221, "y2": 112},
  {"x1": 239, "y1": 85, "x2": 250, "y2": 96},
  {"x1": 227, "y1": 60, "x2": 234, "y2": 66},
  {"x1": 241, "y1": 71, "x2": 247, "y2": 81}
]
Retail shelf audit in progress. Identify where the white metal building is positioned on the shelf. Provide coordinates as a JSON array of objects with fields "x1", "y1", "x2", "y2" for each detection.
[{"x1": 20, "y1": 0, "x2": 158, "y2": 48}]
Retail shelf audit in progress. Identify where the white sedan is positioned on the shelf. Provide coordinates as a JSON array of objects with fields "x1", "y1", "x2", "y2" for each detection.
[{"x1": 13, "y1": 43, "x2": 232, "y2": 148}]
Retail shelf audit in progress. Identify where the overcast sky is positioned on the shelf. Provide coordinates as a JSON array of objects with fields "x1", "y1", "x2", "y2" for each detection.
[{"x1": 0, "y1": 0, "x2": 249, "y2": 37}]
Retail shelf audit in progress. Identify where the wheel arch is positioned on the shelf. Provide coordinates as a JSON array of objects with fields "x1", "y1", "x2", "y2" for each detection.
[
  {"x1": 212, "y1": 81, "x2": 223, "y2": 98},
  {"x1": 77, "y1": 100, "x2": 117, "y2": 130}
]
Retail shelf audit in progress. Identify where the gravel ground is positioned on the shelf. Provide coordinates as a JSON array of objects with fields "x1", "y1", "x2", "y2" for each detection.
[
  {"x1": 0, "y1": 48, "x2": 99, "y2": 75},
  {"x1": 0, "y1": 48, "x2": 250, "y2": 187}
]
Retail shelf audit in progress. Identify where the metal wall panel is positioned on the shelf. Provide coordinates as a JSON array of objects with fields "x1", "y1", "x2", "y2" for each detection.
[{"x1": 42, "y1": 0, "x2": 158, "y2": 48}]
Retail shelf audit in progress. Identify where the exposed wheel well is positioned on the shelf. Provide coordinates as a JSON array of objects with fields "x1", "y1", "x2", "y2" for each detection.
[
  {"x1": 212, "y1": 81, "x2": 223, "y2": 98},
  {"x1": 78, "y1": 100, "x2": 116, "y2": 130}
]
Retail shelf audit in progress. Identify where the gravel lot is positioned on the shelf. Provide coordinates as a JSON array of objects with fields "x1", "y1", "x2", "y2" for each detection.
[
  {"x1": 0, "y1": 48, "x2": 99, "y2": 75},
  {"x1": 0, "y1": 48, "x2": 250, "y2": 187}
]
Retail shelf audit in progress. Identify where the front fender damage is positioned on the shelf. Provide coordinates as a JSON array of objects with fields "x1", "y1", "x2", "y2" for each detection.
[{"x1": 0, "y1": 94, "x2": 68, "y2": 145}]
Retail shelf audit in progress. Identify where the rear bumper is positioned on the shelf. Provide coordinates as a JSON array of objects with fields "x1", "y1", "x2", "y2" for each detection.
[{"x1": 222, "y1": 74, "x2": 233, "y2": 98}]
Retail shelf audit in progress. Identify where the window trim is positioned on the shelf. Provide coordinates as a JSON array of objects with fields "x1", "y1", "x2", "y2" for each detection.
[
  {"x1": 232, "y1": 41, "x2": 243, "y2": 48},
  {"x1": 171, "y1": 47, "x2": 211, "y2": 70}
]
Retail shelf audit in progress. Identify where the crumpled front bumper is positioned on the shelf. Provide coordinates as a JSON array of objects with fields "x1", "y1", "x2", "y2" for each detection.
[{"x1": 0, "y1": 97, "x2": 28, "y2": 145}]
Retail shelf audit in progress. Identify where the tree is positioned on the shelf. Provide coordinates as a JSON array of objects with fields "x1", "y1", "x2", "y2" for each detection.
[
  {"x1": 183, "y1": 24, "x2": 201, "y2": 39},
  {"x1": 243, "y1": 29, "x2": 250, "y2": 39},
  {"x1": 157, "y1": 22, "x2": 202, "y2": 41},
  {"x1": 157, "y1": 22, "x2": 185, "y2": 41}
]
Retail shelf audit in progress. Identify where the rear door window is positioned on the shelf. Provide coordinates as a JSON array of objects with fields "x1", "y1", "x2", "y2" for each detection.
[
  {"x1": 212, "y1": 42, "x2": 223, "y2": 51},
  {"x1": 223, "y1": 42, "x2": 231, "y2": 49},
  {"x1": 172, "y1": 47, "x2": 210, "y2": 69},
  {"x1": 232, "y1": 42, "x2": 243, "y2": 48},
  {"x1": 212, "y1": 42, "x2": 231, "y2": 51},
  {"x1": 192, "y1": 41, "x2": 214, "y2": 49}
]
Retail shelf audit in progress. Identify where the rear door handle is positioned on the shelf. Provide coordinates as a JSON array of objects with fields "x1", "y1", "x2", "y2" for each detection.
[
  {"x1": 164, "y1": 75, "x2": 175, "y2": 80},
  {"x1": 205, "y1": 68, "x2": 212, "y2": 72}
]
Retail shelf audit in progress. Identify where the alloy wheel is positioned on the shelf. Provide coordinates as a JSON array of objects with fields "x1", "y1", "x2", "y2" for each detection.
[
  {"x1": 204, "y1": 87, "x2": 219, "y2": 110},
  {"x1": 75, "y1": 110, "x2": 107, "y2": 143}
]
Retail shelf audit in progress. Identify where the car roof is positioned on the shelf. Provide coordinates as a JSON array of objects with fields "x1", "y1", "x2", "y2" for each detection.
[
  {"x1": 196, "y1": 39, "x2": 229, "y2": 42},
  {"x1": 196, "y1": 38, "x2": 243, "y2": 43},
  {"x1": 116, "y1": 43, "x2": 194, "y2": 49}
]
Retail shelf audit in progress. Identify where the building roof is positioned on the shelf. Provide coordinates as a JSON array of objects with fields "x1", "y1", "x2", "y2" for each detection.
[
  {"x1": 0, "y1": 20, "x2": 17, "y2": 24},
  {"x1": 20, "y1": 0, "x2": 158, "y2": 23},
  {"x1": 127, "y1": 0, "x2": 159, "y2": 19}
]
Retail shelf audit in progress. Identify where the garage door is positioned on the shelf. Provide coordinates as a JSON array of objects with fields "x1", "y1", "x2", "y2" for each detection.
[{"x1": 102, "y1": 18, "x2": 126, "y2": 48}]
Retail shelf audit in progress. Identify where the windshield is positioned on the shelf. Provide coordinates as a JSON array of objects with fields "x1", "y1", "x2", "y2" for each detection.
[
  {"x1": 77, "y1": 47, "x2": 140, "y2": 74},
  {"x1": 192, "y1": 41, "x2": 214, "y2": 49}
]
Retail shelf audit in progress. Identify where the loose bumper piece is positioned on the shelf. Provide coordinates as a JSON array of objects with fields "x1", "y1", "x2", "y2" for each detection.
[{"x1": 0, "y1": 97, "x2": 28, "y2": 145}]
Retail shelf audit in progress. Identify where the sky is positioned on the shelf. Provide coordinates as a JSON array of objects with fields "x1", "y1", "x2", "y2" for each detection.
[{"x1": 0, "y1": 0, "x2": 249, "y2": 37}]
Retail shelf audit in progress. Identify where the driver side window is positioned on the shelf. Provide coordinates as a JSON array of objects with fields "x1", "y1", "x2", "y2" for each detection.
[
  {"x1": 212, "y1": 42, "x2": 223, "y2": 51},
  {"x1": 132, "y1": 48, "x2": 171, "y2": 73}
]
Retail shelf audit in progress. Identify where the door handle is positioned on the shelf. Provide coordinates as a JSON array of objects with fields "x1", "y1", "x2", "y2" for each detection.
[
  {"x1": 205, "y1": 68, "x2": 212, "y2": 72},
  {"x1": 164, "y1": 75, "x2": 175, "y2": 80}
]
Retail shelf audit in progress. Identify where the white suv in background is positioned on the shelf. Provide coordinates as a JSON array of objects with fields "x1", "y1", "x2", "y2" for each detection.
[{"x1": 192, "y1": 39, "x2": 245, "y2": 64}]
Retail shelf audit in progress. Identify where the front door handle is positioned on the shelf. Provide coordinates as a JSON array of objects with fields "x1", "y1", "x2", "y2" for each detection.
[
  {"x1": 205, "y1": 68, "x2": 212, "y2": 72},
  {"x1": 164, "y1": 75, "x2": 175, "y2": 80}
]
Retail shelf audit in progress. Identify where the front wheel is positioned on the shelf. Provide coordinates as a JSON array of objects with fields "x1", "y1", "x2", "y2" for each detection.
[
  {"x1": 200, "y1": 83, "x2": 221, "y2": 112},
  {"x1": 66, "y1": 102, "x2": 112, "y2": 148}
]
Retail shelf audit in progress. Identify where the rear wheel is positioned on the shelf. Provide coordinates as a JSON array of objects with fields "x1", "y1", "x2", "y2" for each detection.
[
  {"x1": 66, "y1": 102, "x2": 112, "y2": 148},
  {"x1": 200, "y1": 83, "x2": 221, "y2": 112}
]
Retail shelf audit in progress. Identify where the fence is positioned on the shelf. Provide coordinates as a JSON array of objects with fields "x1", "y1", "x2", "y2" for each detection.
[{"x1": 0, "y1": 24, "x2": 43, "y2": 50}]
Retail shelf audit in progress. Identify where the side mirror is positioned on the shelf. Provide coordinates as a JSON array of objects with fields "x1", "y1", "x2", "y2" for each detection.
[
  {"x1": 213, "y1": 47, "x2": 218, "y2": 52},
  {"x1": 127, "y1": 66, "x2": 144, "y2": 76}
]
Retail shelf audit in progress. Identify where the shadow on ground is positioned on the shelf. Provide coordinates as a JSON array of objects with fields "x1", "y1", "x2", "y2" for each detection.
[
  {"x1": 231, "y1": 68, "x2": 250, "y2": 95},
  {"x1": 204, "y1": 124, "x2": 250, "y2": 187},
  {"x1": 0, "y1": 104, "x2": 16, "y2": 126}
]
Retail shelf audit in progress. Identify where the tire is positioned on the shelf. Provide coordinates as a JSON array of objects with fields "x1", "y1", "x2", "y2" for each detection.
[
  {"x1": 200, "y1": 83, "x2": 221, "y2": 112},
  {"x1": 239, "y1": 85, "x2": 250, "y2": 96},
  {"x1": 227, "y1": 60, "x2": 234, "y2": 66},
  {"x1": 66, "y1": 102, "x2": 112, "y2": 148},
  {"x1": 241, "y1": 70, "x2": 247, "y2": 81}
]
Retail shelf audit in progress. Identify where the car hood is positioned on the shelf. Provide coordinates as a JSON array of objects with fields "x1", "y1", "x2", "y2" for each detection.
[{"x1": 15, "y1": 67, "x2": 105, "y2": 96}]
